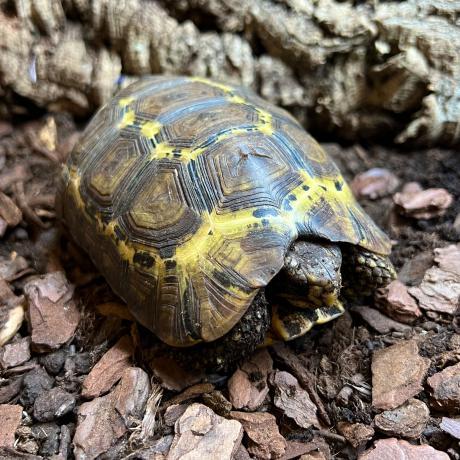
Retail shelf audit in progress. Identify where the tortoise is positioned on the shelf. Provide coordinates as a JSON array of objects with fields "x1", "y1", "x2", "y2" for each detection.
[{"x1": 59, "y1": 75, "x2": 395, "y2": 357}]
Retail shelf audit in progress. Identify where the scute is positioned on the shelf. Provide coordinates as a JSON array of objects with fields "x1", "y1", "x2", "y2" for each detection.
[
  {"x1": 61, "y1": 75, "x2": 391, "y2": 347},
  {"x1": 196, "y1": 131, "x2": 302, "y2": 213},
  {"x1": 125, "y1": 165, "x2": 203, "y2": 250}
]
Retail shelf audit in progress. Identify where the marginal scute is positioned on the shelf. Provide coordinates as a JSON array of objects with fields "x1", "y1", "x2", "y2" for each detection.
[
  {"x1": 61, "y1": 75, "x2": 392, "y2": 346},
  {"x1": 137, "y1": 80, "x2": 224, "y2": 123}
]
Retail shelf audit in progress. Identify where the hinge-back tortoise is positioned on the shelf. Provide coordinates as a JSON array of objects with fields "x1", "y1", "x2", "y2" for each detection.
[{"x1": 59, "y1": 76, "x2": 395, "y2": 355}]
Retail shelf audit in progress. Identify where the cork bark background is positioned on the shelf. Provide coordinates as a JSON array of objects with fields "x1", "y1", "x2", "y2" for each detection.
[{"x1": 1, "y1": 0, "x2": 459, "y2": 147}]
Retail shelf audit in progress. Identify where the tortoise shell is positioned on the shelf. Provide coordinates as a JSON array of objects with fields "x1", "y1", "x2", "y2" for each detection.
[{"x1": 60, "y1": 76, "x2": 391, "y2": 347}]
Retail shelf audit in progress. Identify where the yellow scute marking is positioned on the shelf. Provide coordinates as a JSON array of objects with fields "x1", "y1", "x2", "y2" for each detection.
[
  {"x1": 258, "y1": 123, "x2": 274, "y2": 136},
  {"x1": 118, "y1": 97, "x2": 135, "y2": 108},
  {"x1": 190, "y1": 76, "x2": 233, "y2": 93},
  {"x1": 294, "y1": 170, "x2": 355, "y2": 209},
  {"x1": 184, "y1": 147, "x2": 205, "y2": 161},
  {"x1": 68, "y1": 169, "x2": 85, "y2": 210},
  {"x1": 141, "y1": 120, "x2": 161, "y2": 139},
  {"x1": 150, "y1": 143, "x2": 206, "y2": 161},
  {"x1": 175, "y1": 212, "x2": 213, "y2": 263},
  {"x1": 228, "y1": 94, "x2": 246, "y2": 105},
  {"x1": 315, "y1": 304, "x2": 345, "y2": 324},
  {"x1": 255, "y1": 109, "x2": 273, "y2": 135},
  {"x1": 173, "y1": 206, "x2": 293, "y2": 301},
  {"x1": 118, "y1": 109, "x2": 135, "y2": 129},
  {"x1": 103, "y1": 221, "x2": 136, "y2": 263}
]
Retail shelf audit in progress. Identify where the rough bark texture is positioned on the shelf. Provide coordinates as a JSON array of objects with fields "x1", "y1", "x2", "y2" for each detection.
[{"x1": 0, "y1": 0, "x2": 459, "y2": 146}]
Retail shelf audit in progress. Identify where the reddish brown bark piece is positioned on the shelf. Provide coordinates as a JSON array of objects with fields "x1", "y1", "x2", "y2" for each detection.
[
  {"x1": 168, "y1": 403, "x2": 243, "y2": 460},
  {"x1": 393, "y1": 182, "x2": 453, "y2": 219},
  {"x1": 81, "y1": 335, "x2": 133, "y2": 399},
  {"x1": 162, "y1": 383, "x2": 215, "y2": 409},
  {"x1": 280, "y1": 440, "x2": 328, "y2": 460},
  {"x1": 164, "y1": 404, "x2": 188, "y2": 427},
  {"x1": 270, "y1": 370, "x2": 320, "y2": 429},
  {"x1": 0, "y1": 336, "x2": 30, "y2": 369},
  {"x1": 24, "y1": 272, "x2": 80, "y2": 351},
  {"x1": 0, "y1": 191, "x2": 22, "y2": 227},
  {"x1": 351, "y1": 306, "x2": 411, "y2": 333},
  {"x1": 231, "y1": 411, "x2": 287, "y2": 459},
  {"x1": 300, "y1": 453, "x2": 327, "y2": 460},
  {"x1": 359, "y1": 438, "x2": 449, "y2": 460},
  {"x1": 435, "y1": 244, "x2": 460, "y2": 276},
  {"x1": 150, "y1": 355, "x2": 203, "y2": 392},
  {"x1": 351, "y1": 168, "x2": 399, "y2": 200},
  {"x1": 376, "y1": 280, "x2": 422, "y2": 324},
  {"x1": 74, "y1": 366, "x2": 149, "y2": 459},
  {"x1": 409, "y1": 244, "x2": 460, "y2": 315},
  {"x1": 374, "y1": 398, "x2": 429, "y2": 439},
  {"x1": 440, "y1": 417, "x2": 460, "y2": 440},
  {"x1": 337, "y1": 422, "x2": 374, "y2": 448},
  {"x1": 74, "y1": 393, "x2": 127, "y2": 459},
  {"x1": 427, "y1": 362, "x2": 460, "y2": 413},
  {"x1": 410, "y1": 270, "x2": 459, "y2": 315},
  {"x1": 0, "y1": 404, "x2": 22, "y2": 447},
  {"x1": 113, "y1": 367, "x2": 150, "y2": 426},
  {"x1": 0, "y1": 253, "x2": 28, "y2": 281},
  {"x1": 228, "y1": 348, "x2": 272, "y2": 411},
  {"x1": 372, "y1": 340, "x2": 430, "y2": 410},
  {"x1": 271, "y1": 343, "x2": 331, "y2": 425}
]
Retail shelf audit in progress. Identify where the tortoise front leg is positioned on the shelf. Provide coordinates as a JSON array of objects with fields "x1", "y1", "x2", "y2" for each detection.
[
  {"x1": 269, "y1": 302, "x2": 345, "y2": 342},
  {"x1": 341, "y1": 245, "x2": 396, "y2": 298}
]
